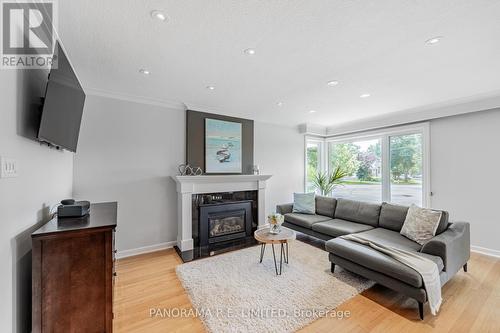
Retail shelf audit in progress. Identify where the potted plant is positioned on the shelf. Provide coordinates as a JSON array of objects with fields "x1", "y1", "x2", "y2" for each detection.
[
  {"x1": 267, "y1": 213, "x2": 284, "y2": 234},
  {"x1": 312, "y1": 167, "x2": 348, "y2": 196}
]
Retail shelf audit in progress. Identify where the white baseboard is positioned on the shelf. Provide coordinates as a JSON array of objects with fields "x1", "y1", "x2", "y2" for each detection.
[
  {"x1": 116, "y1": 241, "x2": 177, "y2": 259},
  {"x1": 471, "y1": 245, "x2": 500, "y2": 258},
  {"x1": 116, "y1": 242, "x2": 500, "y2": 260}
]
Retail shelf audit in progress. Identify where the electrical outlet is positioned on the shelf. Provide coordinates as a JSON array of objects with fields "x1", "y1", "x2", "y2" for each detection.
[{"x1": 0, "y1": 157, "x2": 18, "y2": 178}]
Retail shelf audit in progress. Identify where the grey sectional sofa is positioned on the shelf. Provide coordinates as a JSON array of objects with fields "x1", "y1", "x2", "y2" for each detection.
[{"x1": 276, "y1": 196, "x2": 470, "y2": 319}]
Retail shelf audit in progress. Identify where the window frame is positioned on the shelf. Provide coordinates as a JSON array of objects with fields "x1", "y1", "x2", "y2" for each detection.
[
  {"x1": 305, "y1": 123, "x2": 430, "y2": 207},
  {"x1": 304, "y1": 136, "x2": 326, "y2": 193}
]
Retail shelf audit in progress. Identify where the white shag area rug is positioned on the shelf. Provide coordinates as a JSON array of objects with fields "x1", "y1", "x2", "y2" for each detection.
[{"x1": 176, "y1": 241, "x2": 374, "y2": 333}]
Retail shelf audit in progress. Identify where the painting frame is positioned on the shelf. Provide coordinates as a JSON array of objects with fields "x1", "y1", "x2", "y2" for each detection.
[{"x1": 204, "y1": 118, "x2": 243, "y2": 174}]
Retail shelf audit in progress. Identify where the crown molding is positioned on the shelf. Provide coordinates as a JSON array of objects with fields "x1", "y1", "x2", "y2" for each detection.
[
  {"x1": 84, "y1": 87, "x2": 187, "y2": 110},
  {"x1": 298, "y1": 123, "x2": 327, "y2": 136},
  {"x1": 184, "y1": 102, "x2": 252, "y2": 120},
  {"x1": 326, "y1": 90, "x2": 500, "y2": 136}
]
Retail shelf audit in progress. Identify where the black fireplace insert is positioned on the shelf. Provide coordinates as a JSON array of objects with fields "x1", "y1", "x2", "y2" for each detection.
[{"x1": 199, "y1": 201, "x2": 253, "y2": 247}]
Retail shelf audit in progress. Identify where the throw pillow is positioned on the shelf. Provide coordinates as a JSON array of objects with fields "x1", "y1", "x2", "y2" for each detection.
[
  {"x1": 292, "y1": 192, "x2": 316, "y2": 214},
  {"x1": 400, "y1": 204, "x2": 443, "y2": 245}
]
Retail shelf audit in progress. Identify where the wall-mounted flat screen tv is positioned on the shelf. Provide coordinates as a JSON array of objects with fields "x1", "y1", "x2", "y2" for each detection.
[{"x1": 38, "y1": 42, "x2": 85, "y2": 152}]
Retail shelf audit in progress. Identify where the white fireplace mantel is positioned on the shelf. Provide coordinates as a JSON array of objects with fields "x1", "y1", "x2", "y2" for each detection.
[{"x1": 172, "y1": 174, "x2": 272, "y2": 252}]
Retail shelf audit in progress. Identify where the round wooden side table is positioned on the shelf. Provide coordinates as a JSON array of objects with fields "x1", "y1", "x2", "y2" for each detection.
[{"x1": 254, "y1": 227, "x2": 296, "y2": 275}]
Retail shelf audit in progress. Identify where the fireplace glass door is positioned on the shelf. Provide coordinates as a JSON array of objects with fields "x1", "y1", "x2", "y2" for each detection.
[
  {"x1": 208, "y1": 210, "x2": 246, "y2": 239},
  {"x1": 199, "y1": 200, "x2": 253, "y2": 246}
]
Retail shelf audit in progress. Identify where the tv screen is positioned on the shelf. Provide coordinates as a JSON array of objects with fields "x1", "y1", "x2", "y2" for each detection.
[{"x1": 38, "y1": 42, "x2": 85, "y2": 152}]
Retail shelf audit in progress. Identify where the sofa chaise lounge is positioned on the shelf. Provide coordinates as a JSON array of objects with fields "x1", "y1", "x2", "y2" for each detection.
[{"x1": 276, "y1": 196, "x2": 470, "y2": 319}]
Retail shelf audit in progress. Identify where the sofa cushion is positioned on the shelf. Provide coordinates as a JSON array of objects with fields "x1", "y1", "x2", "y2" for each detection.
[
  {"x1": 315, "y1": 196, "x2": 337, "y2": 218},
  {"x1": 292, "y1": 192, "x2": 316, "y2": 214},
  {"x1": 312, "y1": 219, "x2": 374, "y2": 237},
  {"x1": 436, "y1": 210, "x2": 450, "y2": 235},
  {"x1": 284, "y1": 213, "x2": 331, "y2": 229},
  {"x1": 400, "y1": 204, "x2": 443, "y2": 245},
  {"x1": 355, "y1": 228, "x2": 422, "y2": 251},
  {"x1": 334, "y1": 199, "x2": 381, "y2": 227},
  {"x1": 379, "y1": 202, "x2": 409, "y2": 232},
  {"x1": 326, "y1": 237, "x2": 444, "y2": 288},
  {"x1": 378, "y1": 202, "x2": 449, "y2": 235}
]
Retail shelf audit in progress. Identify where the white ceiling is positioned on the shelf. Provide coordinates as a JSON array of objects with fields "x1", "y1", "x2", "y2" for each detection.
[{"x1": 59, "y1": 0, "x2": 500, "y2": 127}]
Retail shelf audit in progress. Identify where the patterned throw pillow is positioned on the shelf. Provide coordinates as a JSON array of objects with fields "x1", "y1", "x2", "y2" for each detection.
[
  {"x1": 400, "y1": 204, "x2": 443, "y2": 245},
  {"x1": 292, "y1": 192, "x2": 316, "y2": 215}
]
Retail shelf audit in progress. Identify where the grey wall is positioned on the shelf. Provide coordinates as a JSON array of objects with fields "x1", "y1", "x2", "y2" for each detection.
[
  {"x1": 73, "y1": 97, "x2": 306, "y2": 254},
  {"x1": 73, "y1": 95, "x2": 185, "y2": 253},
  {"x1": 254, "y1": 121, "x2": 305, "y2": 216},
  {"x1": 430, "y1": 108, "x2": 500, "y2": 252},
  {"x1": 0, "y1": 70, "x2": 74, "y2": 333}
]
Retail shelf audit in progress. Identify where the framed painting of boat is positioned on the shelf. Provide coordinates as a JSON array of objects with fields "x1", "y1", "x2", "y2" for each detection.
[{"x1": 205, "y1": 118, "x2": 242, "y2": 174}]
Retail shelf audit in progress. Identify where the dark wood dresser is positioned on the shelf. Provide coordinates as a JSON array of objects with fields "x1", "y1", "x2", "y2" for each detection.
[{"x1": 32, "y1": 202, "x2": 117, "y2": 333}]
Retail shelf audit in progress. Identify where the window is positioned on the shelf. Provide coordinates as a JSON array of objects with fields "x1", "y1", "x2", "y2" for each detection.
[
  {"x1": 305, "y1": 123, "x2": 429, "y2": 207},
  {"x1": 390, "y1": 133, "x2": 423, "y2": 206},
  {"x1": 329, "y1": 138, "x2": 382, "y2": 203},
  {"x1": 305, "y1": 139, "x2": 323, "y2": 193}
]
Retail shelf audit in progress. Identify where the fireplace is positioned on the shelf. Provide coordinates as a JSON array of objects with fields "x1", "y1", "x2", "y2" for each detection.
[
  {"x1": 199, "y1": 201, "x2": 253, "y2": 247},
  {"x1": 173, "y1": 175, "x2": 271, "y2": 262}
]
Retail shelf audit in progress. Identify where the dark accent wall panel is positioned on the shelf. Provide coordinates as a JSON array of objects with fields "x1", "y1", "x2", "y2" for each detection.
[{"x1": 186, "y1": 110, "x2": 254, "y2": 174}]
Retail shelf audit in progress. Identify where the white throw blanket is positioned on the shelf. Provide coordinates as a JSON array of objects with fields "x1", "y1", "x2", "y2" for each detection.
[{"x1": 341, "y1": 234, "x2": 442, "y2": 315}]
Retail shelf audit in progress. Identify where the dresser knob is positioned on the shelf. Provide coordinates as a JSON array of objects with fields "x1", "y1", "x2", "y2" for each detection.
[{"x1": 113, "y1": 272, "x2": 117, "y2": 277}]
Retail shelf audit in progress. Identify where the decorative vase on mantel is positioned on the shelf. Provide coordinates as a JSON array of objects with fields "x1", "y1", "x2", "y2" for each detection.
[{"x1": 268, "y1": 213, "x2": 284, "y2": 234}]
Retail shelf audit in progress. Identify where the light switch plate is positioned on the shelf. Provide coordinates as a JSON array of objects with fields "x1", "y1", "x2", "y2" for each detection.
[{"x1": 0, "y1": 157, "x2": 18, "y2": 178}]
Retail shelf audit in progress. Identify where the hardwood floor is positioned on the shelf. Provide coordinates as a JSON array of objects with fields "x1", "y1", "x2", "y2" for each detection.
[
  {"x1": 113, "y1": 249, "x2": 205, "y2": 333},
  {"x1": 114, "y1": 247, "x2": 500, "y2": 333}
]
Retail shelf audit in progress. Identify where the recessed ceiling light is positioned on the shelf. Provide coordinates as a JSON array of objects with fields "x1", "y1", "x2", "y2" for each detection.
[
  {"x1": 139, "y1": 69, "x2": 150, "y2": 75},
  {"x1": 277, "y1": 102, "x2": 283, "y2": 107},
  {"x1": 151, "y1": 10, "x2": 167, "y2": 21},
  {"x1": 243, "y1": 48, "x2": 256, "y2": 55},
  {"x1": 360, "y1": 93, "x2": 371, "y2": 98},
  {"x1": 309, "y1": 110, "x2": 317, "y2": 113},
  {"x1": 425, "y1": 36, "x2": 443, "y2": 45},
  {"x1": 206, "y1": 85, "x2": 215, "y2": 90},
  {"x1": 327, "y1": 80, "x2": 339, "y2": 86}
]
